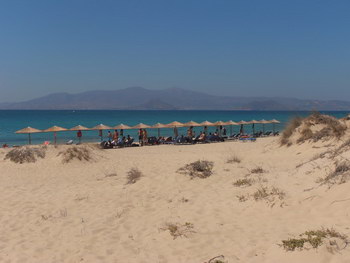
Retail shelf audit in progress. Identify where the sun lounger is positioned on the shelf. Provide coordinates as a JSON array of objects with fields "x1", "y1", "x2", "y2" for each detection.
[{"x1": 239, "y1": 137, "x2": 256, "y2": 142}]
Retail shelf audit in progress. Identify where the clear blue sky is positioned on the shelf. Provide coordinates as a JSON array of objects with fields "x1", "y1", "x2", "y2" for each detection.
[{"x1": 1, "y1": 0, "x2": 350, "y2": 102}]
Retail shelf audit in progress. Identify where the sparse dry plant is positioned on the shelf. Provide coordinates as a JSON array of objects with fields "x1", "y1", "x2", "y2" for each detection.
[
  {"x1": 251, "y1": 166, "x2": 265, "y2": 174},
  {"x1": 226, "y1": 155, "x2": 241, "y2": 164},
  {"x1": 253, "y1": 186, "x2": 269, "y2": 200},
  {"x1": 281, "y1": 112, "x2": 347, "y2": 146},
  {"x1": 4, "y1": 146, "x2": 46, "y2": 163},
  {"x1": 280, "y1": 116, "x2": 303, "y2": 145},
  {"x1": 319, "y1": 161, "x2": 350, "y2": 186},
  {"x1": 253, "y1": 186, "x2": 285, "y2": 201},
  {"x1": 162, "y1": 222, "x2": 195, "y2": 239},
  {"x1": 177, "y1": 160, "x2": 214, "y2": 179},
  {"x1": 281, "y1": 228, "x2": 349, "y2": 251},
  {"x1": 233, "y1": 178, "x2": 253, "y2": 187},
  {"x1": 58, "y1": 146, "x2": 92, "y2": 163},
  {"x1": 297, "y1": 127, "x2": 313, "y2": 143},
  {"x1": 105, "y1": 172, "x2": 117, "y2": 177},
  {"x1": 307, "y1": 112, "x2": 347, "y2": 138},
  {"x1": 126, "y1": 168, "x2": 143, "y2": 184},
  {"x1": 236, "y1": 195, "x2": 249, "y2": 202},
  {"x1": 204, "y1": 255, "x2": 227, "y2": 263}
]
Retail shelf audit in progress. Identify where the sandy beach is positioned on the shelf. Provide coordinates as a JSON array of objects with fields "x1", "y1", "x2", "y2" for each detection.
[{"x1": 1, "y1": 116, "x2": 350, "y2": 262}]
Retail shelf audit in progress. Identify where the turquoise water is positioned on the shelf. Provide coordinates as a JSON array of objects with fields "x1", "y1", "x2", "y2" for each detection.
[{"x1": 0, "y1": 110, "x2": 348, "y2": 145}]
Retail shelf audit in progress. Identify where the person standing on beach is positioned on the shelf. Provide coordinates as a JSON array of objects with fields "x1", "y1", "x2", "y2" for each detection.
[
  {"x1": 107, "y1": 131, "x2": 112, "y2": 142},
  {"x1": 113, "y1": 130, "x2": 118, "y2": 141},
  {"x1": 143, "y1": 129, "x2": 148, "y2": 145},
  {"x1": 174, "y1": 127, "x2": 179, "y2": 138},
  {"x1": 138, "y1": 129, "x2": 144, "y2": 146},
  {"x1": 77, "y1": 130, "x2": 82, "y2": 144},
  {"x1": 98, "y1": 129, "x2": 103, "y2": 141}
]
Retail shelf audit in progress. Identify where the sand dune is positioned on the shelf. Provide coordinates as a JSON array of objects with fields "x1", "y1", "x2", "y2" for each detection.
[{"x1": 1, "y1": 121, "x2": 350, "y2": 262}]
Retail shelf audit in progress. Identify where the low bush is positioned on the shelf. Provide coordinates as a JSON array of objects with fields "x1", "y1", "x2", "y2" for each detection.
[
  {"x1": 281, "y1": 112, "x2": 347, "y2": 145},
  {"x1": 4, "y1": 146, "x2": 46, "y2": 164},
  {"x1": 280, "y1": 117, "x2": 303, "y2": 145},
  {"x1": 320, "y1": 161, "x2": 350, "y2": 185},
  {"x1": 162, "y1": 222, "x2": 195, "y2": 239},
  {"x1": 58, "y1": 146, "x2": 92, "y2": 163},
  {"x1": 253, "y1": 186, "x2": 285, "y2": 201},
  {"x1": 178, "y1": 160, "x2": 214, "y2": 179},
  {"x1": 226, "y1": 155, "x2": 241, "y2": 164},
  {"x1": 236, "y1": 195, "x2": 249, "y2": 202},
  {"x1": 233, "y1": 178, "x2": 253, "y2": 187},
  {"x1": 251, "y1": 166, "x2": 265, "y2": 174},
  {"x1": 126, "y1": 168, "x2": 143, "y2": 184},
  {"x1": 282, "y1": 228, "x2": 348, "y2": 251},
  {"x1": 297, "y1": 127, "x2": 313, "y2": 143},
  {"x1": 307, "y1": 112, "x2": 347, "y2": 138}
]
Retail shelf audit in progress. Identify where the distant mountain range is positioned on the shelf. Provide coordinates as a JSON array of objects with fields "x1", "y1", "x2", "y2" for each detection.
[{"x1": 1, "y1": 87, "x2": 350, "y2": 111}]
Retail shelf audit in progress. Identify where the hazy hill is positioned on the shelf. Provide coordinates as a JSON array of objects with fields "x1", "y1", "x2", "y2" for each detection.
[{"x1": 1, "y1": 87, "x2": 350, "y2": 110}]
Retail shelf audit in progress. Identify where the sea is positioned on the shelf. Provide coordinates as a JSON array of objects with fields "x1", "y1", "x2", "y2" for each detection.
[{"x1": 0, "y1": 110, "x2": 348, "y2": 146}]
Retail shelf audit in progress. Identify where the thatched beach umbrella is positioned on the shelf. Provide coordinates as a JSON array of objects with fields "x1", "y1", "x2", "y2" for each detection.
[
  {"x1": 113, "y1": 124, "x2": 132, "y2": 130},
  {"x1": 257, "y1": 119, "x2": 271, "y2": 133},
  {"x1": 43, "y1": 126, "x2": 67, "y2": 145},
  {"x1": 15, "y1": 126, "x2": 42, "y2": 145},
  {"x1": 70, "y1": 125, "x2": 89, "y2": 143},
  {"x1": 70, "y1": 125, "x2": 89, "y2": 131},
  {"x1": 224, "y1": 120, "x2": 239, "y2": 136},
  {"x1": 213, "y1": 121, "x2": 226, "y2": 136},
  {"x1": 199, "y1": 120, "x2": 214, "y2": 135},
  {"x1": 200, "y1": 120, "x2": 215, "y2": 126},
  {"x1": 248, "y1": 120, "x2": 259, "y2": 134},
  {"x1": 152, "y1": 123, "x2": 167, "y2": 137},
  {"x1": 132, "y1": 123, "x2": 151, "y2": 129},
  {"x1": 269, "y1": 119, "x2": 280, "y2": 133},
  {"x1": 237, "y1": 120, "x2": 249, "y2": 134},
  {"x1": 166, "y1": 121, "x2": 184, "y2": 137},
  {"x1": 91, "y1": 124, "x2": 112, "y2": 141},
  {"x1": 165, "y1": 121, "x2": 184, "y2": 127},
  {"x1": 183, "y1": 121, "x2": 200, "y2": 127},
  {"x1": 113, "y1": 124, "x2": 132, "y2": 137}
]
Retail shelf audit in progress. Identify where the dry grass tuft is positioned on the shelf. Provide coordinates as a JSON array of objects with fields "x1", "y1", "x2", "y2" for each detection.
[
  {"x1": 204, "y1": 255, "x2": 227, "y2": 263},
  {"x1": 281, "y1": 112, "x2": 347, "y2": 146},
  {"x1": 297, "y1": 127, "x2": 313, "y2": 143},
  {"x1": 236, "y1": 195, "x2": 249, "y2": 202},
  {"x1": 226, "y1": 155, "x2": 241, "y2": 164},
  {"x1": 282, "y1": 228, "x2": 349, "y2": 251},
  {"x1": 126, "y1": 168, "x2": 143, "y2": 184},
  {"x1": 177, "y1": 160, "x2": 214, "y2": 179},
  {"x1": 162, "y1": 222, "x2": 195, "y2": 239},
  {"x1": 4, "y1": 146, "x2": 46, "y2": 163},
  {"x1": 251, "y1": 166, "x2": 265, "y2": 174},
  {"x1": 307, "y1": 112, "x2": 347, "y2": 138},
  {"x1": 319, "y1": 161, "x2": 350, "y2": 186},
  {"x1": 280, "y1": 117, "x2": 303, "y2": 145},
  {"x1": 253, "y1": 186, "x2": 285, "y2": 201},
  {"x1": 58, "y1": 146, "x2": 92, "y2": 163},
  {"x1": 233, "y1": 178, "x2": 253, "y2": 187}
]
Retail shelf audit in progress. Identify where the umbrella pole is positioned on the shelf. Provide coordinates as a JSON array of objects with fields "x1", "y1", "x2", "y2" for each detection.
[
  {"x1": 230, "y1": 125, "x2": 232, "y2": 136},
  {"x1": 158, "y1": 128, "x2": 160, "y2": 138},
  {"x1": 252, "y1": 124, "x2": 255, "y2": 135},
  {"x1": 28, "y1": 133, "x2": 31, "y2": 145},
  {"x1": 273, "y1": 123, "x2": 275, "y2": 133},
  {"x1": 263, "y1": 124, "x2": 265, "y2": 133},
  {"x1": 54, "y1": 132, "x2": 57, "y2": 145}
]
